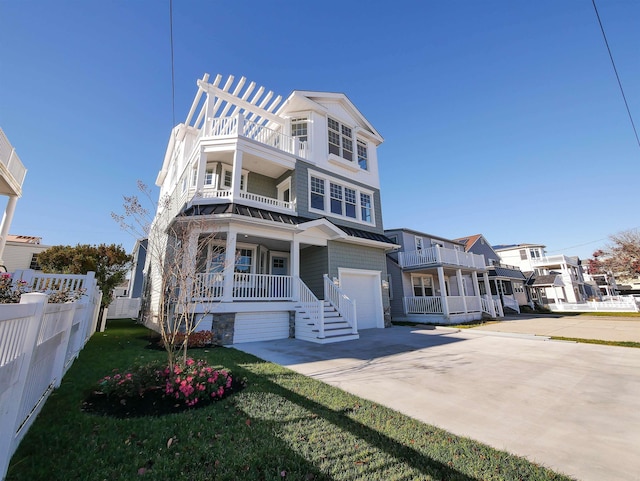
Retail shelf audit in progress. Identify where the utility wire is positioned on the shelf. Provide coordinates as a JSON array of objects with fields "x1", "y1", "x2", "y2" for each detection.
[
  {"x1": 169, "y1": 0, "x2": 176, "y2": 127},
  {"x1": 591, "y1": 0, "x2": 640, "y2": 150}
]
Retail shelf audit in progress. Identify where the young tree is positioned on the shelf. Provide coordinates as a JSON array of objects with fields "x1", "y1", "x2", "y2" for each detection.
[
  {"x1": 590, "y1": 229, "x2": 640, "y2": 279},
  {"x1": 112, "y1": 181, "x2": 222, "y2": 370},
  {"x1": 37, "y1": 243, "x2": 131, "y2": 307}
]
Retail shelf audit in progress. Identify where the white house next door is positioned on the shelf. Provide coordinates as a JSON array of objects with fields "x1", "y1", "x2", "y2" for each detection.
[{"x1": 338, "y1": 268, "x2": 383, "y2": 329}]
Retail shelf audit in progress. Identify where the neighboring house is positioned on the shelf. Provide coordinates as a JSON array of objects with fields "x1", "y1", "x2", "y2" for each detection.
[
  {"x1": 493, "y1": 243, "x2": 587, "y2": 305},
  {"x1": 112, "y1": 278, "x2": 129, "y2": 298},
  {"x1": 128, "y1": 238, "x2": 147, "y2": 299},
  {"x1": 454, "y1": 234, "x2": 528, "y2": 313},
  {"x1": 145, "y1": 73, "x2": 397, "y2": 344},
  {"x1": 0, "y1": 128, "x2": 28, "y2": 268},
  {"x1": 613, "y1": 275, "x2": 640, "y2": 296},
  {"x1": 2, "y1": 235, "x2": 50, "y2": 272},
  {"x1": 385, "y1": 228, "x2": 498, "y2": 324}
]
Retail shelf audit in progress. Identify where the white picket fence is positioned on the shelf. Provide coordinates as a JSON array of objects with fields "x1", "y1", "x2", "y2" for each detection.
[
  {"x1": 549, "y1": 296, "x2": 639, "y2": 313},
  {"x1": 0, "y1": 271, "x2": 101, "y2": 480}
]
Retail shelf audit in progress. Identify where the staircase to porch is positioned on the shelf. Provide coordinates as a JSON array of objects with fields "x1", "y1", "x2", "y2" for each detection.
[
  {"x1": 295, "y1": 301, "x2": 359, "y2": 344},
  {"x1": 293, "y1": 276, "x2": 359, "y2": 344}
]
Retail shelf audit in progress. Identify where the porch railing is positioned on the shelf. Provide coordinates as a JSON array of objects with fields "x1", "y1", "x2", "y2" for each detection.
[
  {"x1": 404, "y1": 296, "x2": 443, "y2": 314},
  {"x1": 192, "y1": 273, "x2": 293, "y2": 301},
  {"x1": 404, "y1": 295, "x2": 482, "y2": 315},
  {"x1": 323, "y1": 275, "x2": 357, "y2": 334},
  {"x1": 480, "y1": 296, "x2": 503, "y2": 317},
  {"x1": 398, "y1": 247, "x2": 486, "y2": 270},
  {"x1": 0, "y1": 127, "x2": 27, "y2": 194}
]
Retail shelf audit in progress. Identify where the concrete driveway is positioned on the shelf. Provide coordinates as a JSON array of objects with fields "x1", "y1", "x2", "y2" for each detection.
[
  {"x1": 468, "y1": 314, "x2": 640, "y2": 342},
  {"x1": 234, "y1": 326, "x2": 640, "y2": 481}
]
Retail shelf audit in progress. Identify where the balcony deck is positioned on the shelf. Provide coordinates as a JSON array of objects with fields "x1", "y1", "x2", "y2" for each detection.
[
  {"x1": 0, "y1": 128, "x2": 27, "y2": 196},
  {"x1": 398, "y1": 246, "x2": 486, "y2": 270}
]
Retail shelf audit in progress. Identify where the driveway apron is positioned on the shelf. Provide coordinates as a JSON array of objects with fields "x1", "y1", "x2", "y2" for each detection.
[{"x1": 234, "y1": 325, "x2": 640, "y2": 481}]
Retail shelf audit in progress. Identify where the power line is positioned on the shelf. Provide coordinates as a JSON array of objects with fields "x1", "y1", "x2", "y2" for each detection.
[
  {"x1": 169, "y1": 0, "x2": 176, "y2": 127},
  {"x1": 591, "y1": 0, "x2": 640, "y2": 150}
]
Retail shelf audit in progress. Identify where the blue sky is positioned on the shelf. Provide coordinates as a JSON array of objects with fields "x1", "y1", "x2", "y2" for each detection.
[{"x1": 1, "y1": 0, "x2": 638, "y2": 260}]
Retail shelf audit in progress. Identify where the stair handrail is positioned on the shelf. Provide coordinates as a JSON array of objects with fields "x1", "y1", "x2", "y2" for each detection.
[
  {"x1": 293, "y1": 277, "x2": 324, "y2": 338},
  {"x1": 323, "y1": 275, "x2": 357, "y2": 334}
]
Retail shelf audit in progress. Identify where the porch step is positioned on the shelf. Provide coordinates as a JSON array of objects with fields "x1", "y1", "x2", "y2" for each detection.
[{"x1": 304, "y1": 333, "x2": 360, "y2": 344}]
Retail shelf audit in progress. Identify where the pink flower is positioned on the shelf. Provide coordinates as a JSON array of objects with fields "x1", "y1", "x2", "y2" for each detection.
[{"x1": 186, "y1": 358, "x2": 195, "y2": 366}]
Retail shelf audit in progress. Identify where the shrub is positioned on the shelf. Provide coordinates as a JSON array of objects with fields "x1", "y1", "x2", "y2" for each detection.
[
  {"x1": 96, "y1": 358, "x2": 235, "y2": 409},
  {"x1": 0, "y1": 273, "x2": 27, "y2": 303},
  {"x1": 156, "y1": 330, "x2": 214, "y2": 349}
]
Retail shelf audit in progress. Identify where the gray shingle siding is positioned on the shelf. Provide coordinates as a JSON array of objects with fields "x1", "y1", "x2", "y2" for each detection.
[
  {"x1": 247, "y1": 171, "x2": 278, "y2": 198},
  {"x1": 294, "y1": 161, "x2": 384, "y2": 234},
  {"x1": 328, "y1": 241, "x2": 390, "y2": 309},
  {"x1": 386, "y1": 257, "x2": 405, "y2": 318},
  {"x1": 300, "y1": 246, "x2": 328, "y2": 299}
]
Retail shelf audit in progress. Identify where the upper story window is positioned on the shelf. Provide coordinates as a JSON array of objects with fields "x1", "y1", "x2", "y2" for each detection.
[
  {"x1": 519, "y1": 249, "x2": 527, "y2": 260},
  {"x1": 291, "y1": 118, "x2": 308, "y2": 143},
  {"x1": 415, "y1": 237, "x2": 424, "y2": 251},
  {"x1": 357, "y1": 140, "x2": 368, "y2": 170},
  {"x1": 309, "y1": 173, "x2": 374, "y2": 224},
  {"x1": 328, "y1": 118, "x2": 353, "y2": 161},
  {"x1": 222, "y1": 167, "x2": 247, "y2": 192},
  {"x1": 530, "y1": 248, "x2": 541, "y2": 259}
]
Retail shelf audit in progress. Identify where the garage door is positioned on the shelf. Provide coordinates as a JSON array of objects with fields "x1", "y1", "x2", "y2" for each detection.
[
  {"x1": 339, "y1": 269, "x2": 383, "y2": 329},
  {"x1": 233, "y1": 311, "x2": 290, "y2": 343}
]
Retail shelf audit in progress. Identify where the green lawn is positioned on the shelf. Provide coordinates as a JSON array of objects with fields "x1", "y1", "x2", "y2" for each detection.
[{"x1": 7, "y1": 320, "x2": 574, "y2": 481}]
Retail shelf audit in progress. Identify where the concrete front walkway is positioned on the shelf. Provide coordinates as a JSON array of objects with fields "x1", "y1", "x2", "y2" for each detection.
[
  {"x1": 468, "y1": 314, "x2": 640, "y2": 342},
  {"x1": 234, "y1": 326, "x2": 640, "y2": 481}
]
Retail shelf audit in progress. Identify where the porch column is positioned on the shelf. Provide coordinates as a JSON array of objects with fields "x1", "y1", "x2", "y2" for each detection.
[
  {"x1": 291, "y1": 237, "x2": 300, "y2": 300},
  {"x1": 437, "y1": 267, "x2": 449, "y2": 318},
  {"x1": 471, "y1": 271, "x2": 481, "y2": 312},
  {"x1": 182, "y1": 229, "x2": 200, "y2": 299},
  {"x1": 222, "y1": 229, "x2": 237, "y2": 302},
  {"x1": 196, "y1": 149, "x2": 207, "y2": 193},
  {"x1": 456, "y1": 269, "x2": 468, "y2": 314},
  {"x1": 231, "y1": 149, "x2": 243, "y2": 199},
  {"x1": 0, "y1": 195, "x2": 18, "y2": 267},
  {"x1": 482, "y1": 271, "x2": 496, "y2": 317}
]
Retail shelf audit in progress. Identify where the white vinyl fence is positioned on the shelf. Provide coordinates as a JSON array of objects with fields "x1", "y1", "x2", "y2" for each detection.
[
  {"x1": 549, "y1": 296, "x2": 639, "y2": 313},
  {"x1": 0, "y1": 271, "x2": 101, "y2": 480},
  {"x1": 106, "y1": 297, "x2": 141, "y2": 319}
]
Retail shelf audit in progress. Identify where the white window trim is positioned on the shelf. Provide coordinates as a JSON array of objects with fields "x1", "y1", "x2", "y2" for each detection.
[
  {"x1": 277, "y1": 177, "x2": 292, "y2": 203},
  {"x1": 415, "y1": 236, "x2": 423, "y2": 251},
  {"x1": 204, "y1": 161, "x2": 220, "y2": 187},
  {"x1": 205, "y1": 241, "x2": 257, "y2": 274},
  {"x1": 307, "y1": 171, "x2": 376, "y2": 226},
  {"x1": 221, "y1": 166, "x2": 248, "y2": 192}
]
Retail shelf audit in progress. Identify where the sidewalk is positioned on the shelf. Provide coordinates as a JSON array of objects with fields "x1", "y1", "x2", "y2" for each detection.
[{"x1": 467, "y1": 314, "x2": 640, "y2": 342}]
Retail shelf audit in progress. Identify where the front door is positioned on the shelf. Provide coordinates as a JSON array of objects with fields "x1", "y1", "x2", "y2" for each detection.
[{"x1": 271, "y1": 256, "x2": 288, "y2": 276}]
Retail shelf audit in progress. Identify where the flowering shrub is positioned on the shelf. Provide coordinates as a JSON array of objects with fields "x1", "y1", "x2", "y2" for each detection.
[
  {"x1": 0, "y1": 273, "x2": 28, "y2": 303},
  {"x1": 96, "y1": 359, "x2": 236, "y2": 409},
  {"x1": 164, "y1": 359, "x2": 233, "y2": 407}
]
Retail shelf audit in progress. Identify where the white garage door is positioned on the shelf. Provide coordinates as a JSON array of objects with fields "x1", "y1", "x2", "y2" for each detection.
[
  {"x1": 339, "y1": 269, "x2": 383, "y2": 329},
  {"x1": 233, "y1": 311, "x2": 289, "y2": 343}
]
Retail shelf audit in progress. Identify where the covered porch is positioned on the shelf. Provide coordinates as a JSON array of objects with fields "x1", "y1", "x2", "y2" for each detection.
[{"x1": 400, "y1": 265, "x2": 501, "y2": 324}]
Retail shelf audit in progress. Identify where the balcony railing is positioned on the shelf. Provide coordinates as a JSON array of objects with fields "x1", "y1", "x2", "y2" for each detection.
[
  {"x1": 206, "y1": 115, "x2": 309, "y2": 160},
  {"x1": 398, "y1": 246, "x2": 486, "y2": 270},
  {"x1": 530, "y1": 255, "x2": 579, "y2": 268},
  {"x1": 196, "y1": 188, "x2": 295, "y2": 211},
  {"x1": 0, "y1": 128, "x2": 27, "y2": 196}
]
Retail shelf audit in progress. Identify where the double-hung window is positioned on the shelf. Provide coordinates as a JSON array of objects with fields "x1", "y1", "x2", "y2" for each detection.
[
  {"x1": 309, "y1": 172, "x2": 374, "y2": 224},
  {"x1": 412, "y1": 275, "x2": 434, "y2": 297},
  {"x1": 291, "y1": 117, "x2": 308, "y2": 143},
  {"x1": 357, "y1": 140, "x2": 368, "y2": 170},
  {"x1": 310, "y1": 176, "x2": 325, "y2": 210},
  {"x1": 328, "y1": 117, "x2": 353, "y2": 161},
  {"x1": 222, "y1": 168, "x2": 246, "y2": 192},
  {"x1": 330, "y1": 183, "x2": 343, "y2": 215},
  {"x1": 360, "y1": 193, "x2": 372, "y2": 223}
]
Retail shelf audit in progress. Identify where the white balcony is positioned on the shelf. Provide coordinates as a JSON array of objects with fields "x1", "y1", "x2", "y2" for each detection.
[
  {"x1": 200, "y1": 115, "x2": 309, "y2": 160},
  {"x1": 530, "y1": 255, "x2": 579, "y2": 268},
  {"x1": 0, "y1": 128, "x2": 27, "y2": 197},
  {"x1": 398, "y1": 246, "x2": 486, "y2": 270}
]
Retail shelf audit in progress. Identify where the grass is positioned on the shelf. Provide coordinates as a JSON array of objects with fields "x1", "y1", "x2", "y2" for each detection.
[
  {"x1": 6, "y1": 320, "x2": 575, "y2": 481},
  {"x1": 550, "y1": 336, "x2": 640, "y2": 348}
]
